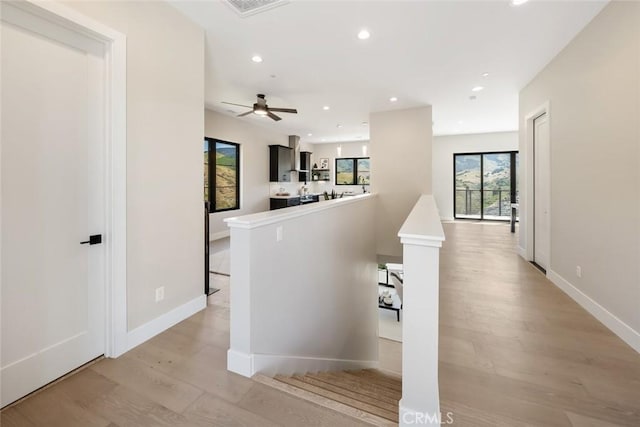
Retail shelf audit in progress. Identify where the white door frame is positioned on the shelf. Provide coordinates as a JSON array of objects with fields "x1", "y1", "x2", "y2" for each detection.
[
  {"x1": 2, "y1": 1, "x2": 128, "y2": 357},
  {"x1": 523, "y1": 101, "x2": 550, "y2": 272}
]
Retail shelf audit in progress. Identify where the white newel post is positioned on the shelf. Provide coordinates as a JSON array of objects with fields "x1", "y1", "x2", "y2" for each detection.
[{"x1": 398, "y1": 195, "x2": 445, "y2": 427}]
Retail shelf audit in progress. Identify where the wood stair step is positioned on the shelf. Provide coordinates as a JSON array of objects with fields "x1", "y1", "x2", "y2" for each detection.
[
  {"x1": 274, "y1": 373, "x2": 398, "y2": 422},
  {"x1": 290, "y1": 374, "x2": 399, "y2": 414},
  {"x1": 345, "y1": 369, "x2": 403, "y2": 393},
  {"x1": 308, "y1": 371, "x2": 401, "y2": 404}
]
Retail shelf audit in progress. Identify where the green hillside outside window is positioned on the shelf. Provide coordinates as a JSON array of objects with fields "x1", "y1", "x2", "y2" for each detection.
[{"x1": 205, "y1": 137, "x2": 240, "y2": 212}]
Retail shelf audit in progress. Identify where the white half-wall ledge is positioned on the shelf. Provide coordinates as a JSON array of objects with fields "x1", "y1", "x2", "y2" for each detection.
[
  {"x1": 226, "y1": 193, "x2": 379, "y2": 378},
  {"x1": 398, "y1": 194, "x2": 445, "y2": 427}
]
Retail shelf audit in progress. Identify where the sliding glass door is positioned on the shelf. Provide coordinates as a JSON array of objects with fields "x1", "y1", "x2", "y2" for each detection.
[
  {"x1": 454, "y1": 154, "x2": 482, "y2": 219},
  {"x1": 454, "y1": 151, "x2": 518, "y2": 220}
]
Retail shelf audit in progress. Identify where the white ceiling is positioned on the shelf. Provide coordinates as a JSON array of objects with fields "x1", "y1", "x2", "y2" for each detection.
[{"x1": 169, "y1": 0, "x2": 607, "y2": 143}]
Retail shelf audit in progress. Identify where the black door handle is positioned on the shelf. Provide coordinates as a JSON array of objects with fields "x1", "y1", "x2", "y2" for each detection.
[{"x1": 80, "y1": 234, "x2": 102, "y2": 245}]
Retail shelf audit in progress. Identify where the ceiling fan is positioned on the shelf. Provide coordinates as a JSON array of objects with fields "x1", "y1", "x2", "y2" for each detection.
[{"x1": 222, "y1": 94, "x2": 297, "y2": 121}]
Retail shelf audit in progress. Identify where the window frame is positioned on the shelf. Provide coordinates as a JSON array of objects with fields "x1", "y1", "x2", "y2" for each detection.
[
  {"x1": 205, "y1": 137, "x2": 240, "y2": 213},
  {"x1": 453, "y1": 150, "x2": 518, "y2": 221},
  {"x1": 335, "y1": 157, "x2": 370, "y2": 186}
]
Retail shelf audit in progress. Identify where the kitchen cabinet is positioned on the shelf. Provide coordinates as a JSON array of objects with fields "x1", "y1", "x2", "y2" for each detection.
[
  {"x1": 270, "y1": 197, "x2": 300, "y2": 210},
  {"x1": 311, "y1": 169, "x2": 331, "y2": 181},
  {"x1": 299, "y1": 151, "x2": 312, "y2": 183},
  {"x1": 269, "y1": 145, "x2": 292, "y2": 182}
]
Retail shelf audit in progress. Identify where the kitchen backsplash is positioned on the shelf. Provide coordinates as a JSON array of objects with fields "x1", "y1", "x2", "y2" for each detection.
[{"x1": 269, "y1": 181, "x2": 368, "y2": 197}]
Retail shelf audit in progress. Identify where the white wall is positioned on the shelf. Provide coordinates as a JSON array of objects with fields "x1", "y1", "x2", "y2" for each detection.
[
  {"x1": 205, "y1": 109, "x2": 289, "y2": 238},
  {"x1": 226, "y1": 195, "x2": 379, "y2": 376},
  {"x1": 65, "y1": 1, "x2": 205, "y2": 331},
  {"x1": 370, "y1": 107, "x2": 433, "y2": 258},
  {"x1": 308, "y1": 141, "x2": 371, "y2": 196},
  {"x1": 519, "y1": 1, "x2": 640, "y2": 349},
  {"x1": 432, "y1": 132, "x2": 518, "y2": 220}
]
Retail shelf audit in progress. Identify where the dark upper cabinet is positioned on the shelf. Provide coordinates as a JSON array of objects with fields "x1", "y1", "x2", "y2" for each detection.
[
  {"x1": 299, "y1": 151, "x2": 312, "y2": 183},
  {"x1": 269, "y1": 145, "x2": 292, "y2": 182}
]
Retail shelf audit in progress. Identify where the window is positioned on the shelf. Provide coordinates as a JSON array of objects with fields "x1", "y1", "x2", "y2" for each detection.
[
  {"x1": 205, "y1": 138, "x2": 240, "y2": 212},
  {"x1": 454, "y1": 151, "x2": 518, "y2": 220},
  {"x1": 335, "y1": 157, "x2": 370, "y2": 185}
]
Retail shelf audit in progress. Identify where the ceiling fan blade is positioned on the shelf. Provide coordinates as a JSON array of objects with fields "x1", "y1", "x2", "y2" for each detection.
[
  {"x1": 237, "y1": 110, "x2": 253, "y2": 117},
  {"x1": 268, "y1": 108, "x2": 298, "y2": 114},
  {"x1": 267, "y1": 112, "x2": 282, "y2": 121},
  {"x1": 222, "y1": 101, "x2": 252, "y2": 108}
]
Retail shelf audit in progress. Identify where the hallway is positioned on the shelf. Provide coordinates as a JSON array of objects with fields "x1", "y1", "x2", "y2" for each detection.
[
  {"x1": 438, "y1": 222, "x2": 640, "y2": 426},
  {"x1": 1, "y1": 222, "x2": 639, "y2": 426}
]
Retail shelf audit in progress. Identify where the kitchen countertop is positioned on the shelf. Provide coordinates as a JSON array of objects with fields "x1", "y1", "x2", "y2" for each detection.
[
  {"x1": 270, "y1": 195, "x2": 300, "y2": 199},
  {"x1": 270, "y1": 193, "x2": 322, "y2": 199}
]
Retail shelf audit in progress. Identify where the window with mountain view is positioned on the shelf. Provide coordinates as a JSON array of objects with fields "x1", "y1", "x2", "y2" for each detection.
[
  {"x1": 205, "y1": 138, "x2": 240, "y2": 212},
  {"x1": 335, "y1": 157, "x2": 370, "y2": 185},
  {"x1": 454, "y1": 151, "x2": 518, "y2": 220}
]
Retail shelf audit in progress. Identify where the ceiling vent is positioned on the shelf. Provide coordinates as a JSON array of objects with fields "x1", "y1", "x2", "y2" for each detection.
[{"x1": 224, "y1": 0, "x2": 289, "y2": 17}]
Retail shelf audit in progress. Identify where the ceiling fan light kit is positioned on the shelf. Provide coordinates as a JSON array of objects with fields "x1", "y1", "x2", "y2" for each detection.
[{"x1": 222, "y1": 94, "x2": 297, "y2": 122}]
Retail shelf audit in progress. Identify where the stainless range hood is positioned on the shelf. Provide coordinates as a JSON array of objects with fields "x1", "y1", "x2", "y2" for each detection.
[{"x1": 289, "y1": 135, "x2": 307, "y2": 172}]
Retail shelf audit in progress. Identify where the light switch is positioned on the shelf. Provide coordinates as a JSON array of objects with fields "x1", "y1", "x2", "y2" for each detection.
[{"x1": 276, "y1": 226, "x2": 283, "y2": 242}]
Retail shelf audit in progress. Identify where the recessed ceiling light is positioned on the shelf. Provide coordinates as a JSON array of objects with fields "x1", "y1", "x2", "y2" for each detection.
[
  {"x1": 307, "y1": 133, "x2": 312, "y2": 136},
  {"x1": 471, "y1": 86, "x2": 484, "y2": 92},
  {"x1": 357, "y1": 29, "x2": 370, "y2": 40},
  {"x1": 389, "y1": 97, "x2": 398, "y2": 102},
  {"x1": 482, "y1": 72, "x2": 489, "y2": 77},
  {"x1": 361, "y1": 121, "x2": 368, "y2": 126},
  {"x1": 323, "y1": 106, "x2": 330, "y2": 111},
  {"x1": 321, "y1": 138, "x2": 326, "y2": 142},
  {"x1": 511, "y1": 0, "x2": 529, "y2": 6},
  {"x1": 251, "y1": 55, "x2": 263, "y2": 63},
  {"x1": 337, "y1": 124, "x2": 343, "y2": 128}
]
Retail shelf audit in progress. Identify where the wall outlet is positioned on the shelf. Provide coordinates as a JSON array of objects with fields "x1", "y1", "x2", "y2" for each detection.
[
  {"x1": 276, "y1": 226, "x2": 283, "y2": 242},
  {"x1": 576, "y1": 266, "x2": 582, "y2": 278},
  {"x1": 155, "y1": 286, "x2": 165, "y2": 302}
]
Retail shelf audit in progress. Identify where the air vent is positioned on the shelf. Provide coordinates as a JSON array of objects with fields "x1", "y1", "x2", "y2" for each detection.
[{"x1": 224, "y1": 0, "x2": 289, "y2": 17}]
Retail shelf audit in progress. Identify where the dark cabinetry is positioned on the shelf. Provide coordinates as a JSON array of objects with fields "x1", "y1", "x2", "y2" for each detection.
[
  {"x1": 270, "y1": 197, "x2": 300, "y2": 210},
  {"x1": 269, "y1": 145, "x2": 292, "y2": 182},
  {"x1": 299, "y1": 151, "x2": 312, "y2": 183}
]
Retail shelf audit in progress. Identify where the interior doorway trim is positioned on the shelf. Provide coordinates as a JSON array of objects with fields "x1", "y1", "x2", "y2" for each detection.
[
  {"x1": 523, "y1": 101, "x2": 550, "y2": 273},
  {"x1": 10, "y1": 1, "x2": 128, "y2": 357}
]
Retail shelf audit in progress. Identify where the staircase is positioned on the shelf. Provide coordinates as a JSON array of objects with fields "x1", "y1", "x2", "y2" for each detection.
[{"x1": 254, "y1": 369, "x2": 401, "y2": 426}]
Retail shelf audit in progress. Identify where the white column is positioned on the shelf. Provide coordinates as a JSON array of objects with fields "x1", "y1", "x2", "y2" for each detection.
[{"x1": 397, "y1": 195, "x2": 445, "y2": 427}]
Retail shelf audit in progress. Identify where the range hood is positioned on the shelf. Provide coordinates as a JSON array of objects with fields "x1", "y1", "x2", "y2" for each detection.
[{"x1": 288, "y1": 135, "x2": 307, "y2": 172}]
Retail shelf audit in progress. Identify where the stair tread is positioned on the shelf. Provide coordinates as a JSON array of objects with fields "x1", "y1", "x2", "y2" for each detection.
[
  {"x1": 274, "y1": 374, "x2": 398, "y2": 422},
  {"x1": 345, "y1": 370, "x2": 403, "y2": 392},
  {"x1": 308, "y1": 372, "x2": 401, "y2": 403},
  {"x1": 291, "y1": 375, "x2": 399, "y2": 413}
]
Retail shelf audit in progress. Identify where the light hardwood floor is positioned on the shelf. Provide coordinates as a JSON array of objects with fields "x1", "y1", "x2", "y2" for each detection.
[
  {"x1": 2, "y1": 222, "x2": 640, "y2": 426},
  {"x1": 438, "y1": 222, "x2": 640, "y2": 427}
]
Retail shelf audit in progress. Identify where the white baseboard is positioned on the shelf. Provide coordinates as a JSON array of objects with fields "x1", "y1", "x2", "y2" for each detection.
[
  {"x1": 547, "y1": 270, "x2": 640, "y2": 354},
  {"x1": 440, "y1": 216, "x2": 454, "y2": 222},
  {"x1": 517, "y1": 246, "x2": 527, "y2": 259},
  {"x1": 210, "y1": 230, "x2": 230, "y2": 241},
  {"x1": 227, "y1": 349, "x2": 254, "y2": 377},
  {"x1": 399, "y1": 399, "x2": 444, "y2": 426},
  {"x1": 227, "y1": 349, "x2": 378, "y2": 378},
  {"x1": 126, "y1": 294, "x2": 206, "y2": 352}
]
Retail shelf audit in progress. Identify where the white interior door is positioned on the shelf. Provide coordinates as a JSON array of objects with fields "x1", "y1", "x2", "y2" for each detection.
[
  {"x1": 533, "y1": 113, "x2": 550, "y2": 271},
  {"x1": 1, "y1": 3, "x2": 106, "y2": 407}
]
